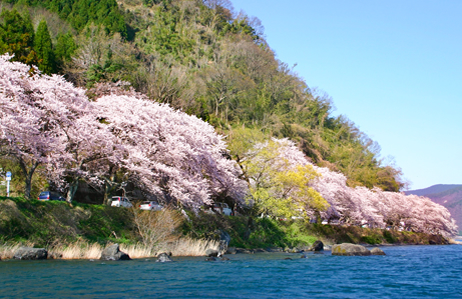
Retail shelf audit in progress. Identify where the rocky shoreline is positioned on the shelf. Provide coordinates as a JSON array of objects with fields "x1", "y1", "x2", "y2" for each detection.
[
  {"x1": 5, "y1": 240, "x2": 428, "y2": 262},
  {"x1": 4, "y1": 235, "x2": 459, "y2": 262}
]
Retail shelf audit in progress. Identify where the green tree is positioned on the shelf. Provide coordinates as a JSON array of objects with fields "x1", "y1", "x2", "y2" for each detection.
[
  {"x1": 55, "y1": 32, "x2": 77, "y2": 64},
  {"x1": 0, "y1": 9, "x2": 38, "y2": 65},
  {"x1": 228, "y1": 132, "x2": 328, "y2": 219},
  {"x1": 34, "y1": 19, "x2": 55, "y2": 74}
]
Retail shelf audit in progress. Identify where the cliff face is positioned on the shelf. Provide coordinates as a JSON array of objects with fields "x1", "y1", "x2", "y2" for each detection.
[{"x1": 406, "y1": 185, "x2": 462, "y2": 234}]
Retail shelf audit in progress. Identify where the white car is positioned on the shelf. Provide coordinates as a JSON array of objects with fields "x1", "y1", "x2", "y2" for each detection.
[
  {"x1": 111, "y1": 196, "x2": 133, "y2": 208},
  {"x1": 139, "y1": 201, "x2": 163, "y2": 211}
]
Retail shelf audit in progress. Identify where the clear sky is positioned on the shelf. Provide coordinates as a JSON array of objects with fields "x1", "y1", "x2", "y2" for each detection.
[{"x1": 230, "y1": 0, "x2": 462, "y2": 190}]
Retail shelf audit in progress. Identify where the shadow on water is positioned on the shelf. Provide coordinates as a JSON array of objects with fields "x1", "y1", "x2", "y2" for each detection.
[{"x1": 1, "y1": 245, "x2": 462, "y2": 298}]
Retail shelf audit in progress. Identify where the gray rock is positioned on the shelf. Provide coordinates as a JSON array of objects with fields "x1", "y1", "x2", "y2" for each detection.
[
  {"x1": 285, "y1": 247, "x2": 301, "y2": 253},
  {"x1": 156, "y1": 252, "x2": 173, "y2": 262},
  {"x1": 13, "y1": 247, "x2": 48, "y2": 260},
  {"x1": 331, "y1": 243, "x2": 371, "y2": 256},
  {"x1": 218, "y1": 230, "x2": 231, "y2": 253},
  {"x1": 226, "y1": 247, "x2": 237, "y2": 254},
  {"x1": 205, "y1": 248, "x2": 219, "y2": 257},
  {"x1": 100, "y1": 244, "x2": 131, "y2": 261},
  {"x1": 371, "y1": 247, "x2": 386, "y2": 255},
  {"x1": 254, "y1": 248, "x2": 267, "y2": 253},
  {"x1": 48, "y1": 252, "x2": 62, "y2": 260},
  {"x1": 220, "y1": 230, "x2": 231, "y2": 245},
  {"x1": 266, "y1": 247, "x2": 283, "y2": 252},
  {"x1": 205, "y1": 257, "x2": 218, "y2": 261},
  {"x1": 235, "y1": 248, "x2": 254, "y2": 254},
  {"x1": 309, "y1": 240, "x2": 324, "y2": 251}
]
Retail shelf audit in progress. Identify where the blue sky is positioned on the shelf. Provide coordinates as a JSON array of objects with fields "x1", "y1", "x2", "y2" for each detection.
[{"x1": 230, "y1": 0, "x2": 462, "y2": 190}]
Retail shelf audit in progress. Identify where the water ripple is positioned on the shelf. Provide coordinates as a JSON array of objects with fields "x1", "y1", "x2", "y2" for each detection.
[{"x1": 1, "y1": 245, "x2": 462, "y2": 298}]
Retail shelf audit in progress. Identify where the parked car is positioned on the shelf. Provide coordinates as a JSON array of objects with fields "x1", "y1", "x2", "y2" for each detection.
[
  {"x1": 111, "y1": 196, "x2": 133, "y2": 208},
  {"x1": 139, "y1": 201, "x2": 163, "y2": 211},
  {"x1": 205, "y1": 202, "x2": 233, "y2": 216},
  {"x1": 37, "y1": 191, "x2": 65, "y2": 201}
]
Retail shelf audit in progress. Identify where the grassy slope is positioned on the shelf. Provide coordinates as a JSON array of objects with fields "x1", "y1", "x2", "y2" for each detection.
[
  {"x1": 0, "y1": 196, "x2": 135, "y2": 247},
  {"x1": 182, "y1": 213, "x2": 449, "y2": 249},
  {"x1": 0, "y1": 196, "x2": 449, "y2": 250}
]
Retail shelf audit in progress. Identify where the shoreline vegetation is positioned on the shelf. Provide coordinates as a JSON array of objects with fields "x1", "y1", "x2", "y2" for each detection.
[{"x1": 0, "y1": 196, "x2": 456, "y2": 261}]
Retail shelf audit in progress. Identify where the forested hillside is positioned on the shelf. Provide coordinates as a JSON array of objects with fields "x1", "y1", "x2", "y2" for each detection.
[{"x1": 0, "y1": 0, "x2": 405, "y2": 193}]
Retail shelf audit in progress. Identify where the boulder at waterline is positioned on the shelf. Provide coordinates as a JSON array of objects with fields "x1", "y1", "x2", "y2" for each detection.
[
  {"x1": 235, "y1": 248, "x2": 255, "y2": 254},
  {"x1": 205, "y1": 248, "x2": 219, "y2": 257},
  {"x1": 156, "y1": 252, "x2": 173, "y2": 262},
  {"x1": 331, "y1": 243, "x2": 371, "y2": 256},
  {"x1": 100, "y1": 244, "x2": 131, "y2": 261},
  {"x1": 226, "y1": 247, "x2": 237, "y2": 254},
  {"x1": 371, "y1": 247, "x2": 386, "y2": 255},
  {"x1": 48, "y1": 252, "x2": 63, "y2": 260},
  {"x1": 13, "y1": 247, "x2": 48, "y2": 260},
  {"x1": 309, "y1": 240, "x2": 324, "y2": 252},
  {"x1": 205, "y1": 257, "x2": 218, "y2": 261}
]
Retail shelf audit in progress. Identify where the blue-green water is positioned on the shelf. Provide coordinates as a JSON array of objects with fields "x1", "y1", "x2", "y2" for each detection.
[{"x1": 1, "y1": 245, "x2": 462, "y2": 298}]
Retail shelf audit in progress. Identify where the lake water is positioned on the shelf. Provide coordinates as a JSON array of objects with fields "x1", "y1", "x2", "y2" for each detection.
[{"x1": 1, "y1": 245, "x2": 462, "y2": 298}]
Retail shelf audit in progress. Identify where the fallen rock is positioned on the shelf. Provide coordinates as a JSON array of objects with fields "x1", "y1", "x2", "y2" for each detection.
[
  {"x1": 100, "y1": 244, "x2": 131, "y2": 261},
  {"x1": 156, "y1": 252, "x2": 173, "y2": 262},
  {"x1": 309, "y1": 240, "x2": 324, "y2": 252},
  {"x1": 14, "y1": 247, "x2": 48, "y2": 260},
  {"x1": 331, "y1": 243, "x2": 371, "y2": 256},
  {"x1": 371, "y1": 247, "x2": 386, "y2": 255}
]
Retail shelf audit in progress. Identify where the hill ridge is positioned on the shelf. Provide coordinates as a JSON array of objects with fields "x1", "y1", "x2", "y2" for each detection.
[
  {"x1": 405, "y1": 184, "x2": 462, "y2": 197},
  {"x1": 406, "y1": 184, "x2": 462, "y2": 234}
]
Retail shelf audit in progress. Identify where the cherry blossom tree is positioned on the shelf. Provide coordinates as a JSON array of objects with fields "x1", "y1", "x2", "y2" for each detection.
[
  {"x1": 248, "y1": 137, "x2": 458, "y2": 237},
  {"x1": 310, "y1": 161, "x2": 458, "y2": 237},
  {"x1": 91, "y1": 94, "x2": 247, "y2": 209},
  {"x1": 0, "y1": 54, "x2": 97, "y2": 199}
]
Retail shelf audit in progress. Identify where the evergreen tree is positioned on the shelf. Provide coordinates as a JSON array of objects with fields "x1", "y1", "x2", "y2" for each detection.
[
  {"x1": 55, "y1": 32, "x2": 77, "y2": 65},
  {"x1": 0, "y1": 9, "x2": 38, "y2": 65},
  {"x1": 34, "y1": 20, "x2": 55, "y2": 74}
]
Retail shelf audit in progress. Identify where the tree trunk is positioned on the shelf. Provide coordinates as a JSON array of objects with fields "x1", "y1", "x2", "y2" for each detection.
[
  {"x1": 18, "y1": 158, "x2": 39, "y2": 200},
  {"x1": 66, "y1": 178, "x2": 79, "y2": 203},
  {"x1": 104, "y1": 180, "x2": 118, "y2": 205}
]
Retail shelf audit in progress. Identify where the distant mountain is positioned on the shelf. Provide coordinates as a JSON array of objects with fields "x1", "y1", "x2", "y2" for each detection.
[
  {"x1": 405, "y1": 184, "x2": 462, "y2": 197},
  {"x1": 406, "y1": 184, "x2": 462, "y2": 234}
]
